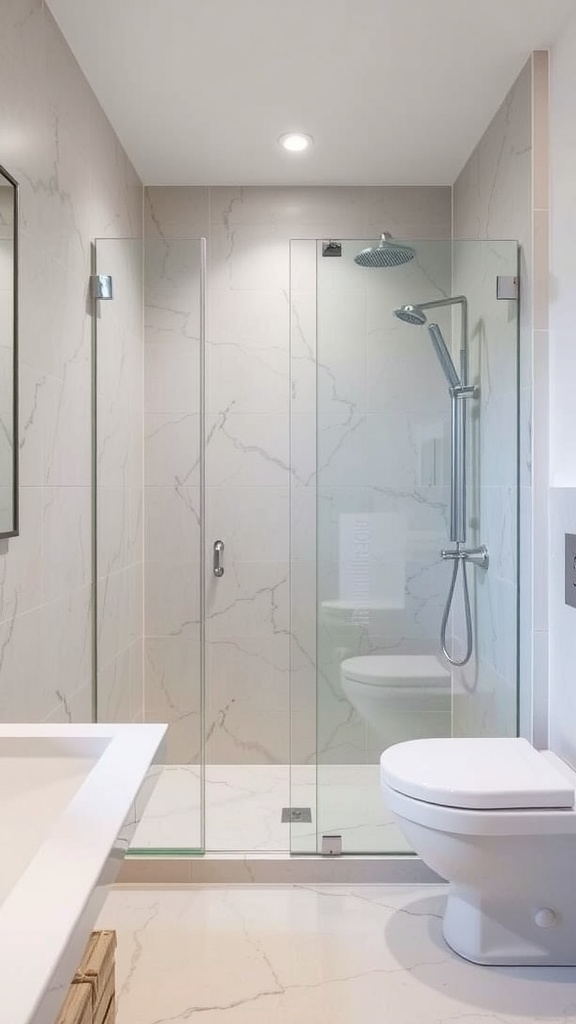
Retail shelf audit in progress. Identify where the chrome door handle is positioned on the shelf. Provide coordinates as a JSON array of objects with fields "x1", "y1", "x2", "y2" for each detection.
[{"x1": 213, "y1": 540, "x2": 225, "y2": 577}]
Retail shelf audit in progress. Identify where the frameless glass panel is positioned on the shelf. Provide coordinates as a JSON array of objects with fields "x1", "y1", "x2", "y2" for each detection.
[
  {"x1": 452, "y1": 240, "x2": 520, "y2": 737},
  {"x1": 94, "y1": 237, "x2": 205, "y2": 855},
  {"x1": 289, "y1": 237, "x2": 519, "y2": 855}
]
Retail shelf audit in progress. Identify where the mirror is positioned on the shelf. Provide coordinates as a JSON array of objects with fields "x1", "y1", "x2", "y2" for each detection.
[{"x1": 0, "y1": 164, "x2": 18, "y2": 538}]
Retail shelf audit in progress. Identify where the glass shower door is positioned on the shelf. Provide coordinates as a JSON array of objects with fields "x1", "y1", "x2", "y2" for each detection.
[
  {"x1": 94, "y1": 236, "x2": 206, "y2": 854},
  {"x1": 289, "y1": 237, "x2": 519, "y2": 855}
]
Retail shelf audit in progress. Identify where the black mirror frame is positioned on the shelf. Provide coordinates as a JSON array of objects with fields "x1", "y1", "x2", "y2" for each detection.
[{"x1": 0, "y1": 163, "x2": 18, "y2": 539}]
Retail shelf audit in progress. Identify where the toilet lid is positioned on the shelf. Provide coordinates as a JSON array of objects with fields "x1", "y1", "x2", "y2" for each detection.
[
  {"x1": 342, "y1": 655, "x2": 450, "y2": 687},
  {"x1": 380, "y1": 738, "x2": 575, "y2": 809}
]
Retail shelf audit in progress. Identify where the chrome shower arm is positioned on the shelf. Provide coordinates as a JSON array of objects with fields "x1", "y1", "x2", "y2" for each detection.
[{"x1": 417, "y1": 295, "x2": 468, "y2": 384}]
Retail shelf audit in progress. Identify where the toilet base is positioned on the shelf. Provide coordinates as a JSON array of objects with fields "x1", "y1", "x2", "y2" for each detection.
[{"x1": 443, "y1": 884, "x2": 576, "y2": 965}]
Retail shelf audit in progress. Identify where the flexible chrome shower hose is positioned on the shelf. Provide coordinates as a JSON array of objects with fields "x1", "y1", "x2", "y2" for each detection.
[{"x1": 440, "y1": 548, "x2": 473, "y2": 667}]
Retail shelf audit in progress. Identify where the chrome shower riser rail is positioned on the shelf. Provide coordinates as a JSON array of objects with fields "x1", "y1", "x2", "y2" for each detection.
[{"x1": 448, "y1": 383, "x2": 478, "y2": 543}]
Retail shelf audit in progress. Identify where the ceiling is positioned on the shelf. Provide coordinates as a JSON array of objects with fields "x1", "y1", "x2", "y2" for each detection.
[{"x1": 47, "y1": 0, "x2": 573, "y2": 186}]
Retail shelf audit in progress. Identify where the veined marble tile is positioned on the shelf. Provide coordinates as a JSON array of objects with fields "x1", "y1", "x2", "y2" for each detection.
[
  {"x1": 206, "y1": 486, "x2": 289, "y2": 563},
  {"x1": 99, "y1": 881, "x2": 576, "y2": 1024},
  {"x1": 205, "y1": 412, "x2": 289, "y2": 488},
  {"x1": 207, "y1": 561, "x2": 289, "y2": 642}
]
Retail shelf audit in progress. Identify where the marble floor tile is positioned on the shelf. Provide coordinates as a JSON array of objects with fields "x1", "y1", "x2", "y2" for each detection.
[
  {"x1": 130, "y1": 763, "x2": 409, "y2": 854},
  {"x1": 99, "y1": 884, "x2": 576, "y2": 1024}
]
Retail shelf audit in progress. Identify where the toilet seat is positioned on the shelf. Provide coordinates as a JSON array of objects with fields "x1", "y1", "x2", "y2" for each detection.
[
  {"x1": 381, "y1": 737, "x2": 574, "y2": 809},
  {"x1": 341, "y1": 654, "x2": 450, "y2": 688}
]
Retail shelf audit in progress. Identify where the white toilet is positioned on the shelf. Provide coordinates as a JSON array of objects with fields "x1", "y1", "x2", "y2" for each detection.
[
  {"x1": 340, "y1": 654, "x2": 451, "y2": 747},
  {"x1": 380, "y1": 737, "x2": 576, "y2": 965}
]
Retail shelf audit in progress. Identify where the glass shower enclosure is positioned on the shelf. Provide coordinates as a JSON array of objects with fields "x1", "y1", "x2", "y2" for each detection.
[{"x1": 93, "y1": 232, "x2": 519, "y2": 859}]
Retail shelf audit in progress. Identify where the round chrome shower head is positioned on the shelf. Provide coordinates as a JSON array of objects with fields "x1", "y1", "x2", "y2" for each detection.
[
  {"x1": 354, "y1": 232, "x2": 416, "y2": 268},
  {"x1": 394, "y1": 304, "x2": 427, "y2": 325}
]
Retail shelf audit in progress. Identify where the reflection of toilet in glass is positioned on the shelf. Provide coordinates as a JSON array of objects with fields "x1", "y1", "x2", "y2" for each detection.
[
  {"x1": 340, "y1": 654, "x2": 451, "y2": 747},
  {"x1": 380, "y1": 737, "x2": 576, "y2": 965},
  {"x1": 322, "y1": 510, "x2": 408, "y2": 661},
  {"x1": 321, "y1": 599, "x2": 405, "y2": 661}
]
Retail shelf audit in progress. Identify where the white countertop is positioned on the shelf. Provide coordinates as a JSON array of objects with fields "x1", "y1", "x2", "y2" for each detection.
[{"x1": 0, "y1": 723, "x2": 166, "y2": 1024}]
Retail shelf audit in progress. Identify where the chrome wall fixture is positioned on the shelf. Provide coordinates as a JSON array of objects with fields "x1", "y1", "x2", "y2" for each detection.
[
  {"x1": 90, "y1": 274, "x2": 114, "y2": 300},
  {"x1": 213, "y1": 539, "x2": 225, "y2": 577},
  {"x1": 393, "y1": 295, "x2": 488, "y2": 667}
]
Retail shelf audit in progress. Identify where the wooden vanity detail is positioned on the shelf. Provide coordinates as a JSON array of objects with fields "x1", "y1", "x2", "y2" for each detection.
[{"x1": 55, "y1": 931, "x2": 116, "y2": 1024}]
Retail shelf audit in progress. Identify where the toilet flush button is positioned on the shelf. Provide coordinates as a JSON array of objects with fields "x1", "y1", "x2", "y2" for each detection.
[{"x1": 534, "y1": 908, "x2": 557, "y2": 928}]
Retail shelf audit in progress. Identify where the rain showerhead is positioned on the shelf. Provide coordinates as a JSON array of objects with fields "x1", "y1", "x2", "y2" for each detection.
[
  {"x1": 354, "y1": 232, "x2": 416, "y2": 268},
  {"x1": 394, "y1": 304, "x2": 427, "y2": 325}
]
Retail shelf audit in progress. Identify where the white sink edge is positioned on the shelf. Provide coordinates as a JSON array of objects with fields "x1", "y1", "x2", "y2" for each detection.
[{"x1": 0, "y1": 723, "x2": 166, "y2": 1024}]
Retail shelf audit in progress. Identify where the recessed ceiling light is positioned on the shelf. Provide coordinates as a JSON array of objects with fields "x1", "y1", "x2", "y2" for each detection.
[{"x1": 278, "y1": 132, "x2": 313, "y2": 152}]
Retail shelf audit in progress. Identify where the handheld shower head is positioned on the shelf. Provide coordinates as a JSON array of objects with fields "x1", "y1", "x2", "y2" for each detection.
[
  {"x1": 394, "y1": 304, "x2": 427, "y2": 325},
  {"x1": 354, "y1": 232, "x2": 416, "y2": 268},
  {"x1": 427, "y1": 324, "x2": 462, "y2": 390}
]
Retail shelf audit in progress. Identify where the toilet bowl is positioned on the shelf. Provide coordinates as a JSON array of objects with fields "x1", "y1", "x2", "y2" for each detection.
[
  {"x1": 340, "y1": 654, "x2": 451, "y2": 748},
  {"x1": 380, "y1": 737, "x2": 576, "y2": 965}
]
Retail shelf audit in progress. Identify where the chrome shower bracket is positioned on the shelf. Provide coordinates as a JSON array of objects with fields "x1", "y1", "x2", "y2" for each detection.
[
  {"x1": 90, "y1": 274, "x2": 114, "y2": 300},
  {"x1": 441, "y1": 545, "x2": 489, "y2": 570},
  {"x1": 450, "y1": 384, "x2": 479, "y2": 400}
]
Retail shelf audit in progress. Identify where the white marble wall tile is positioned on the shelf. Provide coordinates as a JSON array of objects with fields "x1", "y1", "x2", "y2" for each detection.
[
  {"x1": 207, "y1": 562, "x2": 288, "y2": 642},
  {"x1": 145, "y1": 560, "x2": 200, "y2": 640},
  {"x1": 145, "y1": 485, "x2": 200, "y2": 565},
  {"x1": 0, "y1": 605, "x2": 44, "y2": 721},
  {"x1": 549, "y1": 488, "x2": 576, "y2": 768},
  {"x1": 144, "y1": 186, "x2": 210, "y2": 240},
  {"x1": 42, "y1": 485, "x2": 91, "y2": 602},
  {"x1": 0, "y1": 486, "x2": 43, "y2": 620},
  {"x1": 144, "y1": 636, "x2": 201, "y2": 747},
  {"x1": 207, "y1": 486, "x2": 289, "y2": 563},
  {"x1": 41, "y1": 584, "x2": 93, "y2": 708},
  {"x1": 207, "y1": 638, "x2": 289, "y2": 713},
  {"x1": 206, "y1": 706, "x2": 290, "y2": 765},
  {"x1": 206, "y1": 412, "x2": 289, "y2": 487},
  {"x1": 129, "y1": 638, "x2": 144, "y2": 722},
  {"x1": 98, "y1": 568, "x2": 131, "y2": 670},
  {"x1": 145, "y1": 335, "x2": 201, "y2": 416},
  {"x1": 43, "y1": 681, "x2": 92, "y2": 724},
  {"x1": 145, "y1": 413, "x2": 200, "y2": 487},
  {"x1": 97, "y1": 647, "x2": 131, "y2": 724},
  {"x1": 207, "y1": 338, "x2": 288, "y2": 416}
]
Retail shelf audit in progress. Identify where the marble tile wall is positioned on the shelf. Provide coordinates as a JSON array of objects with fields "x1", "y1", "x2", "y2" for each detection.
[
  {"x1": 549, "y1": 13, "x2": 576, "y2": 766},
  {"x1": 0, "y1": 0, "x2": 143, "y2": 724},
  {"x1": 453, "y1": 54, "x2": 548, "y2": 742},
  {"x1": 0, "y1": 225, "x2": 14, "y2": 532},
  {"x1": 145, "y1": 186, "x2": 452, "y2": 766},
  {"x1": 548, "y1": 488, "x2": 576, "y2": 767}
]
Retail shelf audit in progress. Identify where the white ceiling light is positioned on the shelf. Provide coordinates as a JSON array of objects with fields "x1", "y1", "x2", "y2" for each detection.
[{"x1": 278, "y1": 132, "x2": 313, "y2": 153}]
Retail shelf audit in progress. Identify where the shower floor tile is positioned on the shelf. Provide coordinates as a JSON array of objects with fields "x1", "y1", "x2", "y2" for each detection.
[
  {"x1": 130, "y1": 763, "x2": 410, "y2": 854},
  {"x1": 99, "y1": 884, "x2": 576, "y2": 1024}
]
